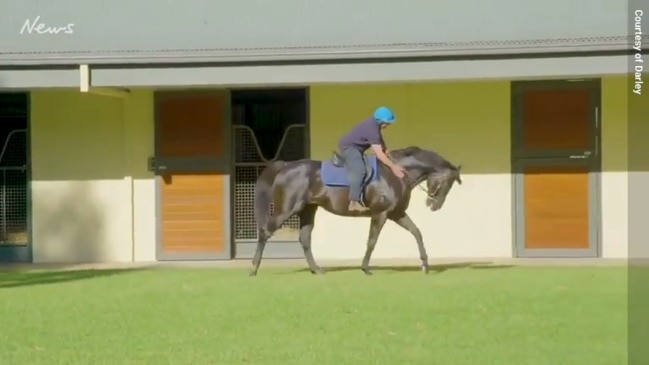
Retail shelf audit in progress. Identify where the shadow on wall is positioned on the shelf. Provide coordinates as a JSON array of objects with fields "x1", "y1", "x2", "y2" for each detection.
[
  {"x1": 30, "y1": 89, "x2": 154, "y2": 181},
  {"x1": 628, "y1": 74, "x2": 649, "y2": 172},
  {"x1": 33, "y1": 182, "x2": 108, "y2": 263},
  {"x1": 310, "y1": 81, "x2": 512, "y2": 175},
  {"x1": 310, "y1": 78, "x2": 635, "y2": 174}
]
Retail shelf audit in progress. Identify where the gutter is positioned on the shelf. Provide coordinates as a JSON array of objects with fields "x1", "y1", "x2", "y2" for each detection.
[{"x1": 0, "y1": 36, "x2": 643, "y2": 67}]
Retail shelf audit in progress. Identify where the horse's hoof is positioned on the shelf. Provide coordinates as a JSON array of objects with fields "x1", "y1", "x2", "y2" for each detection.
[
  {"x1": 421, "y1": 265, "x2": 429, "y2": 274},
  {"x1": 248, "y1": 271, "x2": 258, "y2": 277},
  {"x1": 362, "y1": 268, "x2": 373, "y2": 276},
  {"x1": 310, "y1": 267, "x2": 325, "y2": 275}
]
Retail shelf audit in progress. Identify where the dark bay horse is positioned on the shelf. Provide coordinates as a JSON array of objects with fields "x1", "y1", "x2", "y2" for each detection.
[{"x1": 251, "y1": 146, "x2": 462, "y2": 276}]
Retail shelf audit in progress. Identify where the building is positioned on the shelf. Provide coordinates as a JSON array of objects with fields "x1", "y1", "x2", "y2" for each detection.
[{"x1": 0, "y1": 0, "x2": 643, "y2": 263}]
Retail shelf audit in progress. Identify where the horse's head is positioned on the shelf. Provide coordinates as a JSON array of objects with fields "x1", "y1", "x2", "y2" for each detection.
[
  {"x1": 390, "y1": 146, "x2": 462, "y2": 212},
  {"x1": 425, "y1": 164, "x2": 462, "y2": 211}
]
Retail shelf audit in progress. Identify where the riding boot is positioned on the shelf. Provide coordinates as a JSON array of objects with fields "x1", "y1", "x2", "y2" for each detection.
[{"x1": 348, "y1": 201, "x2": 369, "y2": 212}]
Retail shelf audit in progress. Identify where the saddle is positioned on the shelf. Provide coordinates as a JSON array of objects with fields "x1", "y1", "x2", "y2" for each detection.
[
  {"x1": 320, "y1": 151, "x2": 382, "y2": 205},
  {"x1": 331, "y1": 151, "x2": 374, "y2": 185}
]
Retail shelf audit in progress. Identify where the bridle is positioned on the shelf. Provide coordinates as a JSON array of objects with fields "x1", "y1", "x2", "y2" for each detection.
[{"x1": 402, "y1": 170, "x2": 443, "y2": 201}]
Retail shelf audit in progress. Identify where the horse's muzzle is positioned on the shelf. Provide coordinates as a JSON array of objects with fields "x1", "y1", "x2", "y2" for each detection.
[{"x1": 426, "y1": 195, "x2": 443, "y2": 212}]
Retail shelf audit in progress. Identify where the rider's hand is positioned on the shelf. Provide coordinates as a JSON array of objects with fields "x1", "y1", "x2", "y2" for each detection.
[{"x1": 391, "y1": 165, "x2": 406, "y2": 178}]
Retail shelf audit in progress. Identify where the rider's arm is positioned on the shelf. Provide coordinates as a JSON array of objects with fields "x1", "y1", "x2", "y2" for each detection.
[
  {"x1": 379, "y1": 134, "x2": 388, "y2": 154},
  {"x1": 371, "y1": 144, "x2": 399, "y2": 170},
  {"x1": 368, "y1": 127, "x2": 398, "y2": 169}
]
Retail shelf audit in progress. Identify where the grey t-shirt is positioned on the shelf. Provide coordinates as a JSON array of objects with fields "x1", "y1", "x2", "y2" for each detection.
[{"x1": 338, "y1": 118, "x2": 385, "y2": 153}]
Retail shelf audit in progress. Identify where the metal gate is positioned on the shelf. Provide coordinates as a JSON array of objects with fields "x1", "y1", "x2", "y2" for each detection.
[
  {"x1": 0, "y1": 97, "x2": 28, "y2": 247},
  {"x1": 232, "y1": 103, "x2": 307, "y2": 244}
]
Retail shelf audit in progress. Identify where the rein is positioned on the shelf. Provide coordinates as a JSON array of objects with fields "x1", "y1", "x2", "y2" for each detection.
[{"x1": 402, "y1": 170, "x2": 441, "y2": 199}]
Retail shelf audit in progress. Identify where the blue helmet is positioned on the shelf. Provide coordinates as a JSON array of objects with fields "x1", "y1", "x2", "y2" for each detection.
[{"x1": 373, "y1": 106, "x2": 396, "y2": 124}]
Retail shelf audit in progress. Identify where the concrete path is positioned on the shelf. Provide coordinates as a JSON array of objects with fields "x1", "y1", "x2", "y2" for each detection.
[{"x1": 0, "y1": 257, "x2": 630, "y2": 272}]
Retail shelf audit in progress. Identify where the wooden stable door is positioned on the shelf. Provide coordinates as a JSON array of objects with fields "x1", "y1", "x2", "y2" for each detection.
[
  {"x1": 153, "y1": 92, "x2": 231, "y2": 260},
  {"x1": 512, "y1": 81, "x2": 600, "y2": 257},
  {"x1": 522, "y1": 165, "x2": 590, "y2": 249}
]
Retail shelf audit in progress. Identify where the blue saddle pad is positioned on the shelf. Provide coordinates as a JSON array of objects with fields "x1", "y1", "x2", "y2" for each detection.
[{"x1": 321, "y1": 155, "x2": 379, "y2": 187}]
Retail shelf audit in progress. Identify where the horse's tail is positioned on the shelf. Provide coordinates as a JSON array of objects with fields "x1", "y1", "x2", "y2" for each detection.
[{"x1": 254, "y1": 160, "x2": 286, "y2": 233}]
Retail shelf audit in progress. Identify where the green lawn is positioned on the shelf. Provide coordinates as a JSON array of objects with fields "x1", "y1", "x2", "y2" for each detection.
[{"x1": 0, "y1": 264, "x2": 627, "y2": 365}]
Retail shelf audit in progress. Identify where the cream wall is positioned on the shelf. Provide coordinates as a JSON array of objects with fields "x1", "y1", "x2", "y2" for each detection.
[
  {"x1": 30, "y1": 89, "x2": 156, "y2": 263},
  {"x1": 309, "y1": 81, "x2": 513, "y2": 259}
]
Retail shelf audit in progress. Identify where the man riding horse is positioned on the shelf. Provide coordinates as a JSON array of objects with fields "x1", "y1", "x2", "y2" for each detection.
[
  {"x1": 337, "y1": 106, "x2": 406, "y2": 212},
  {"x1": 250, "y1": 106, "x2": 462, "y2": 276}
]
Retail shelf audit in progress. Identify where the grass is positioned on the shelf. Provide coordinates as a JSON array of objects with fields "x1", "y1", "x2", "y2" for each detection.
[{"x1": 0, "y1": 264, "x2": 628, "y2": 365}]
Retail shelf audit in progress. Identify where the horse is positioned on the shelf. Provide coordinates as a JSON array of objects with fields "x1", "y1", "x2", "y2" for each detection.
[{"x1": 250, "y1": 146, "x2": 462, "y2": 276}]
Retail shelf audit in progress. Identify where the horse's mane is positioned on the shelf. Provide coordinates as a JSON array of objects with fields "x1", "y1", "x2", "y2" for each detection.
[{"x1": 390, "y1": 146, "x2": 457, "y2": 171}]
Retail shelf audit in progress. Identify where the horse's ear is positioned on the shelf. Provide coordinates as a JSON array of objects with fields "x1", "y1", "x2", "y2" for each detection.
[{"x1": 455, "y1": 164, "x2": 463, "y2": 185}]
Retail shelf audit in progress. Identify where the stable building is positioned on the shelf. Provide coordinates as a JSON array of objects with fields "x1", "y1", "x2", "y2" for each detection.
[{"x1": 0, "y1": 0, "x2": 641, "y2": 263}]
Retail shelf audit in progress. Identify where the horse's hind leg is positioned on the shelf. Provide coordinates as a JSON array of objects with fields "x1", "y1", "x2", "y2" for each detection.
[
  {"x1": 250, "y1": 228, "x2": 270, "y2": 277},
  {"x1": 250, "y1": 196, "x2": 305, "y2": 276},
  {"x1": 298, "y1": 204, "x2": 323, "y2": 275}
]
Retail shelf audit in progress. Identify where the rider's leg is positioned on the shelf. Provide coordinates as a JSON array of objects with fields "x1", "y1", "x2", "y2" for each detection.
[{"x1": 341, "y1": 147, "x2": 369, "y2": 212}]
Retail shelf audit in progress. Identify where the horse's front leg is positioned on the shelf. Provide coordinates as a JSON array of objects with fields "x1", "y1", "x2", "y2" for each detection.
[
  {"x1": 361, "y1": 213, "x2": 388, "y2": 275},
  {"x1": 389, "y1": 212, "x2": 429, "y2": 274}
]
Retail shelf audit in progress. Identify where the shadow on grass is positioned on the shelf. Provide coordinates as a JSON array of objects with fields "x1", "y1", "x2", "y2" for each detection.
[
  {"x1": 0, "y1": 268, "x2": 144, "y2": 289},
  {"x1": 290, "y1": 261, "x2": 514, "y2": 274}
]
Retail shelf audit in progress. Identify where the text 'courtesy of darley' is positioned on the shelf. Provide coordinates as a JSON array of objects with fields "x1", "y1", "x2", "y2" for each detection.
[{"x1": 633, "y1": 9, "x2": 644, "y2": 95}]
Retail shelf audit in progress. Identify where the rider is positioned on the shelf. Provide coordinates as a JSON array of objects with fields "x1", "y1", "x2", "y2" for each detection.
[{"x1": 338, "y1": 106, "x2": 407, "y2": 213}]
